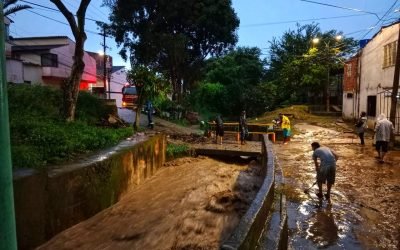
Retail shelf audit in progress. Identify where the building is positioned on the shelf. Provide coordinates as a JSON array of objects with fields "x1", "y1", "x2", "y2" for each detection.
[
  {"x1": 110, "y1": 66, "x2": 129, "y2": 107},
  {"x1": 342, "y1": 22, "x2": 400, "y2": 134},
  {"x1": 342, "y1": 55, "x2": 359, "y2": 119},
  {"x1": 87, "y1": 52, "x2": 112, "y2": 96},
  {"x1": 9, "y1": 36, "x2": 96, "y2": 89}
]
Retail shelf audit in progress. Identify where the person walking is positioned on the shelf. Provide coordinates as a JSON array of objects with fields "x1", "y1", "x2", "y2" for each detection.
[
  {"x1": 145, "y1": 100, "x2": 154, "y2": 129},
  {"x1": 355, "y1": 111, "x2": 368, "y2": 145},
  {"x1": 279, "y1": 113, "x2": 291, "y2": 144},
  {"x1": 374, "y1": 113, "x2": 394, "y2": 163},
  {"x1": 311, "y1": 142, "x2": 339, "y2": 200},
  {"x1": 215, "y1": 115, "x2": 224, "y2": 145},
  {"x1": 239, "y1": 110, "x2": 248, "y2": 145}
]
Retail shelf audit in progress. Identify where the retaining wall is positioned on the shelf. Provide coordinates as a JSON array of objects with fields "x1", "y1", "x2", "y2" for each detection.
[
  {"x1": 13, "y1": 134, "x2": 166, "y2": 250},
  {"x1": 221, "y1": 135, "x2": 288, "y2": 250}
]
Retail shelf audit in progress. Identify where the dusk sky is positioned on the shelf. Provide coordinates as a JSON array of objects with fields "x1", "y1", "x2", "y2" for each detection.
[{"x1": 9, "y1": 0, "x2": 399, "y2": 68}]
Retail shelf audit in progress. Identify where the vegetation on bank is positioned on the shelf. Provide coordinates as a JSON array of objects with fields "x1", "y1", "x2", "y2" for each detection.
[
  {"x1": 166, "y1": 143, "x2": 190, "y2": 161},
  {"x1": 8, "y1": 85, "x2": 132, "y2": 169}
]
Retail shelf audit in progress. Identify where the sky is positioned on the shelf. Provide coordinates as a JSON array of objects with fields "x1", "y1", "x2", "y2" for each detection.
[{"x1": 8, "y1": 0, "x2": 400, "y2": 68}]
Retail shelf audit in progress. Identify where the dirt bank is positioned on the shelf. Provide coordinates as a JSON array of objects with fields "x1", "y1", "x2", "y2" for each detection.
[{"x1": 38, "y1": 156, "x2": 263, "y2": 250}]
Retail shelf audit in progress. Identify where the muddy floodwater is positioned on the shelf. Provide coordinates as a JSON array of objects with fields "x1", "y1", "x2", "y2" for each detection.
[
  {"x1": 38, "y1": 156, "x2": 263, "y2": 250},
  {"x1": 275, "y1": 123, "x2": 400, "y2": 250}
]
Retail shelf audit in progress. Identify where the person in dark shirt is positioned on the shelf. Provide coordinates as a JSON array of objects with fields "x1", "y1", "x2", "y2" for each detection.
[
  {"x1": 145, "y1": 100, "x2": 154, "y2": 129},
  {"x1": 215, "y1": 115, "x2": 224, "y2": 145},
  {"x1": 239, "y1": 110, "x2": 248, "y2": 145}
]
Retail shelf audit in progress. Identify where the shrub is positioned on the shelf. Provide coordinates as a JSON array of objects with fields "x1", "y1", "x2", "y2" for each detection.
[
  {"x1": 166, "y1": 143, "x2": 190, "y2": 160},
  {"x1": 8, "y1": 84, "x2": 132, "y2": 169}
]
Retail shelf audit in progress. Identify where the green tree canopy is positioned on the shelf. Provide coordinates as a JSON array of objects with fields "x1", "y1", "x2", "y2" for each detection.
[
  {"x1": 104, "y1": 0, "x2": 240, "y2": 101},
  {"x1": 266, "y1": 23, "x2": 357, "y2": 106},
  {"x1": 191, "y1": 47, "x2": 273, "y2": 118}
]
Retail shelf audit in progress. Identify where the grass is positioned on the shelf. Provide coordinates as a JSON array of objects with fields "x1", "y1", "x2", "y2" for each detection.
[
  {"x1": 166, "y1": 143, "x2": 190, "y2": 160},
  {"x1": 8, "y1": 84, "x2": 132, "y2": 169}
]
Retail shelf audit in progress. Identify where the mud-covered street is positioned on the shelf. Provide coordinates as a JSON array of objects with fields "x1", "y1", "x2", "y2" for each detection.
[
  {"x1": 38, "y1": 156, "x2": 263, "y2": 250},
  {"x1": 275, "y1": 123, "x2": 400, "y2": 249}
]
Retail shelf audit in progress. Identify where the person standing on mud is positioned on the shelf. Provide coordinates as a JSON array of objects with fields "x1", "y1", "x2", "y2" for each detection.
[
  {"x1": 279, "y1": 113, "x2": 291, "y2": 144},
  {"x1": 355, "y1": 111, "x2": 368, "y2": 145},
  {"x1": 374, "y1": 113, "x2": 394, "y2": 163},
  {"x1": 215, "y1": 115, "x2": 224, "y2": 145},
  {"x1": 311, "y1": 142, "x2": 339, "y2": 200},
  {"x1": 145, "y1": 99, "x2": 154, "y2": 129},
  {"x1": 239, "y1": 110, "x2": 248, "y2": 145}
]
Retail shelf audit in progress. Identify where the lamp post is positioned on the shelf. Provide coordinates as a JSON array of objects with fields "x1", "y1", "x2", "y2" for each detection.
[{"x1": 312, "y1": 35, "x2": 342, "y2": 112}]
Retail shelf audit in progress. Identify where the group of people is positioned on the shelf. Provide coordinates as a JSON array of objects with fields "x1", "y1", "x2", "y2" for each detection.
[
  {"x1": 213, "y1": 111, "x2": 248, "y2": 145},
  {"x1": 214, "y1": 112, "x2": 292, "y2": 145},
  {"x1": 312, "y1": 111, "x2": 395, "y2": 202},
  {"x1": 355, "y1": 112, "x2": 395, "y2": 163}
]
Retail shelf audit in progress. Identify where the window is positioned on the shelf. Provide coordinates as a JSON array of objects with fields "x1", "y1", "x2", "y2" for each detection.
[
  {"x1": 346, "y1": 93, "x2": 353, "y2": 98},
  {"x1": 5, "y1": 24, "x2": 9, "y2": 41},
  {"x1": 41, "y1": 53, "x2": 58, "y2": 67},
  {"x1": 346, "y1": 64, "x2": 352, "y2": 77},
  {"x1": 383, "y1": 41, "x2": 397, "y2": 68},
  {"x1": 367, "y1": 95, "x2": 377, "y2": 117}
]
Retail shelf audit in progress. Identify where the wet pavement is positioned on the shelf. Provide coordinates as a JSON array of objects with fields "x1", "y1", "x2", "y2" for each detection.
[{"x1": 274, "y1": 123, "x2": 400, "y2": 250}]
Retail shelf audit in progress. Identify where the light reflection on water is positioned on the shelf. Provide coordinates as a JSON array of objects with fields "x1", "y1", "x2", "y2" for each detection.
[{"x1": 277, "y1": 123, "x2": 399, "y2": 249}]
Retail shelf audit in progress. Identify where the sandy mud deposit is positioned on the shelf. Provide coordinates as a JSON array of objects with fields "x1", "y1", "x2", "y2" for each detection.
[{"x1": 38, "y1": 156, "x2": 263, "y2": 250}]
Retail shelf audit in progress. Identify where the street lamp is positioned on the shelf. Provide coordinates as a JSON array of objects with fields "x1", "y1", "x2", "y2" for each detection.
[{"x1": 312, "y1": 35, "x2": 343, "y2": 112}]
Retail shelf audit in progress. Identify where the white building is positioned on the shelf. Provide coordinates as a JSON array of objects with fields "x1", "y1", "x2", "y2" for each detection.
[
  {"x1": 10, "y1": 36, "x2": 97, "y2": 89},
  {"x1": 110, "y1": 66, "x2": 129, "y2": 107},
  {"x1": 342, "y1": 22, "x2": 400, "y2": 134}
]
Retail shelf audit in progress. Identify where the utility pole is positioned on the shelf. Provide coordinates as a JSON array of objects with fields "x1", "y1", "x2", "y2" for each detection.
[
  {"x1": 102, "y1": 26, "x2": 108, "y2": 99},
  {"x1": 0, "y1": 2, "x2": 18, "y2": 250},
  {"x1": 390, "y1": 23, "x2": 400, "y2": 141}
]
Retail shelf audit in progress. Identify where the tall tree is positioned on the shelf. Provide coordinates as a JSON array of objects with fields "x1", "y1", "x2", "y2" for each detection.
[
  {"x1": 191, "y1": 47, "x2": 269, "y2": 117},
  {"x1": 266, "y1": 23, "x2": 356, "y2": 107},
  {"x1": 104, "y1": 0, "x2": 239, "y2": 102},
  {"x1": 3, "y1": 0, "x2": 31, "y2": 16},
  {"x1": 50, "y1": 0, "x2": 91, "y2": 121},
  {"x1": 127, "y1": 66, "x2": 168, "y2": 130}
]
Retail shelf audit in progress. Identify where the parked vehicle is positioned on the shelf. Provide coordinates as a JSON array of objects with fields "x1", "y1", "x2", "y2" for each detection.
[{"x1": 121, "y1": 85, "x2": 138, "y2": 109}]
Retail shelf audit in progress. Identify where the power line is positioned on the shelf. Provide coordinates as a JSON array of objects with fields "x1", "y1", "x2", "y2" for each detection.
[
  {"x1": 299, "y1": 0, "x2": 380, "y2": 20},
  {"x1": 20, "y1": 0, "x2": 106, "y2": 23},
  {"x1": 359, "y1": 0, "x2": 399, "y2": 40},
  {"x1": 242, "y1": 13, "x2": 374, "y2": 28},
  {"x1": 27, "y1": 10, "x2": 102, "y2": 36}
]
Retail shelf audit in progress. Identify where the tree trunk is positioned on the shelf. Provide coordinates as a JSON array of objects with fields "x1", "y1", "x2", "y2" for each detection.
[
  {"x1": 50, "y1": 0, "x2": 91, "y2": 122},
  {"x1": 63, "y1": 38, "x2": 86, "y2": 121},
  {"x1": 390, "y1": 25, "x2": 400, "y2": 142},
  {"x1": 326, "y1": 67, "x2": 330, "y2": 112},
  {"x1": 133, "y1": 85, "x2": 145, "y2": 131}
]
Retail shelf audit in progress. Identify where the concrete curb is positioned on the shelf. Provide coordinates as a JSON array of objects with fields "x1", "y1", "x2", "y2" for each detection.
[{"x1": 221, "y1": 136, "x2": 279, "y2": 250}]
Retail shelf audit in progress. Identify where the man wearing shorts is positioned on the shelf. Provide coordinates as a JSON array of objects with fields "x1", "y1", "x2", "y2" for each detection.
[
  {"x1": 215, "y1": 115, "x2": 224, "y2": 145},
  {"x1": 311, "y1": 142, "x2": 339, "y2": 200},
  {"x1": 374, "y1": 114, "x2": 394, "y2": 163}
]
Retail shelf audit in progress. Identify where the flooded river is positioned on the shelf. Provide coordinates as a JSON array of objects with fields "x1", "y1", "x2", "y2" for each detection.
[
  {"x1": 38, "y1": 156, "x2": 263, "y2": 250},
  {"x1": 275, "y1": 123, "x2": 400, "y2": 249}
]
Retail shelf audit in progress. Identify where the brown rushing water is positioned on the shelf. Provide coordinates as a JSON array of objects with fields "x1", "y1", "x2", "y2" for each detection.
[
  {"x1": 37, "y1": 156, "x2": 263, "y2": 250},
  {"x1": 275, "y1": 123, "x2": 400, "y2": 250}
]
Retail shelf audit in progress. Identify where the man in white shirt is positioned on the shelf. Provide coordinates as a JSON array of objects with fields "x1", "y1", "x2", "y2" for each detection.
[{"x1": 374, "y1": 114, "x2": 394, "y2": 163}]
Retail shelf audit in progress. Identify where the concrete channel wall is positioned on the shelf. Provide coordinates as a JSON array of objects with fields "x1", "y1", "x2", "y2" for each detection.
[
  {"x1": 12, "y1": 134, "x2": 166, "y2": 250},
  {"x1": 221, "y1": 135, "x2": 288, "y2": 250}
]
